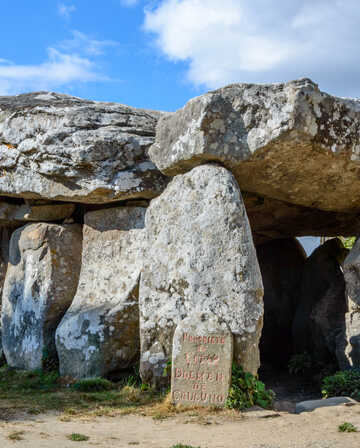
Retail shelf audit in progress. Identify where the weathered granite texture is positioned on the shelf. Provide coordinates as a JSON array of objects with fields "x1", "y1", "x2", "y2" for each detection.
[
  {"x1": 341, "y1": 239, "x2": 360, "y2": 369},
  {"x1": 292, "y1": 238, "x2": 348, "y2": 364},
  {"x1": 150, "y1": 78, "x2": 360, "y2": 213},
  {"x1": 56, "y1": 207, "x2": 146, "y2": 379},
  {"x1": 0, "y1": 326, "x2": 4, "y2": 366},
  {"x1": 0, "y1": 92, "x2": 168, "y2": 203},
  {"x1": 139, "y1": 164, "x2": 263, "y2": 388},
  {"x1": 256, "y1": 238, "x2": 306, "y2": 367},
  {"x1": 171, "y1": 314, "x2": 233, "y2": 407},
  {"x1": 1, "y1": 223, "x2": 82, "y2": 370}
]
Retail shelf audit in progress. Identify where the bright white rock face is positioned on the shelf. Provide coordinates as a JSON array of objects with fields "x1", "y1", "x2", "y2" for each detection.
[
  {"x1": 139, "y1": 164, "x2": 263, "y2": 388},
  {"x1": 0, "y1": 92, "x2": 168, "y2": 203}
]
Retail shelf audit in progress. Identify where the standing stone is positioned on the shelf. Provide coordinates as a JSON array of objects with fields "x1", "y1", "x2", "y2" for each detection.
[
  {"x1": 0, "y1": 227, "x2": 11, "y2": 366},
  {"x1": 341, "y1": 238, "x2": 360, "y2": 369},
  {"x1": 292, "y1": 238, "x2": 348, "y2": 364},
  {"x1": 256, "y1": 238, "x2": 306, "y2": 367},
  {"x1": 171, "y1": 314, "x2": 233, "y2": 407},
  {"x1": 56, "y1": 207, "x2": 146, "y2": 379},
  {"x1": 139, "y1": 164, "x2": 263, "y2": 388},
  {"x1": 1, "y1": 223, "x2": 82, "y2": 370}
]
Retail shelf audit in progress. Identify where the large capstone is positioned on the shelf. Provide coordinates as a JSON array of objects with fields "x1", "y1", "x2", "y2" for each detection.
[
  {"x1": 0, "y1": 92, "x2": 168, "y2": 204},
  {"x1": 292, "y1": 238, "x2": 348, "y2": 365},
  {"x1": 56, "y1": 206, "x2": 146, "y2": 379},
  {"x1": 1, "y1": 223, "x2": 82, "y2": 370},
  {"x1": 256, "y1": 238, "x2": 306, "y2": 367},
  {"x1": 139, "y1": 164, "x2": 263, "y2": 388},
  {"x1": 150, "y1": 78, "x2": 360, "y2": 213}
]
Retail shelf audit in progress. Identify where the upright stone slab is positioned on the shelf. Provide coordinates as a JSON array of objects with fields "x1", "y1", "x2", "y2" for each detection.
[
  {"x1": 341, "y1": 238, "x2": 360, "y2": 368},
  {"x1": 139, "y1": 164, "x2": 263, "y2": 388},
  {"x1": 56, "y1": 207, "x2": 146, "y2": 379},
  {"x1": 1, "y1": 223, "x2": 82, "y2": 370},
  {"x1": 292, "y1": 238, "x2": 348, "y2": 364},
  {"x1": 171, "y1": 315, "x2": 232, "y2": 407},
  {"x1": 0, "y1": 227, "x2": 11, "y2": 366}
]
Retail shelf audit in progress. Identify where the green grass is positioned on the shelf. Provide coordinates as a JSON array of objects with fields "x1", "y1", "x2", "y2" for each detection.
[
  {"x1": 0, "y1": 364, "x2": 160, "y2": 417},
  {"x1": 338, "y1": 422, "x2": 357, "y2": 433},
  {"x1": 68, "y1": 433, "x2": 90, "y2": 442},
  {"x1": 73, "y1": 378, "x2": 114, "y2": 392}
]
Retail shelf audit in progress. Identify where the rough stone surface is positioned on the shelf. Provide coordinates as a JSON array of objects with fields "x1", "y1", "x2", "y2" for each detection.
[
  {"x1": 56, "y1": 206, "x2": 146, "y2": 379},
  {"x1": 150, "y1": 78, "x2": 360, "y2": 213},
  {"x1": 0, "y1": 326, "x2": 4, "y2": 366},
  {"x1": 256, "y1": 238, "x2": 306, "y2": 367},
  {"x1": 0, "y1": 200, "x2": 75, "y2": 225},
  {"x1": 171, "y1": 314, "x2": 232, "y2": 407},
  {"x1": 295, "y1": 397, "x2": 355, "y2": 414},
  {"x1": 0, "y1": 228, "x2": 11, "y2": 366},
  {"x1": 0, "y1": 92, "x2": 168, "y2": 204},
  {"x1": 1, "y1": 223, "x2": 82, "y2": 370},
  {"x1": 139, "y1": 164, "x2": 263, "y2": 388},
  {"x1": 341, "y1": 239, "x2": 360, "y2": 369},
  {"x1": 244, "y1": 192, "x2": 360, "y2": 245},
  {"x1": 292, "y1": 238, "x2": 348, "y2": 363}
]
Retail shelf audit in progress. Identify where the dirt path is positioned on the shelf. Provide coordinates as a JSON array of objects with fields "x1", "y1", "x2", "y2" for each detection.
[{"x1": 1, "y1": 403, "x2": 360, "y2": 448}]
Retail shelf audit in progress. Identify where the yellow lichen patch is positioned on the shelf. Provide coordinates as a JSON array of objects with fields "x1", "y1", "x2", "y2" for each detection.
[{"x1": 3, "y1": 143, "x2": 16, "y2": 149}]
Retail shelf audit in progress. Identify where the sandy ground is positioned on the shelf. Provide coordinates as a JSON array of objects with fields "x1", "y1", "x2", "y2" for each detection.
[{"x1": 1, "y1": 403, "x2": 360, "y2": 448}]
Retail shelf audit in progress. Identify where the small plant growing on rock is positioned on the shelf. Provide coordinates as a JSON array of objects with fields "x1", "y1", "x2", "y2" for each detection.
[
  {"x1": 322, "y1": 369, "x2": 360, "y2": 400},
  {"x1": 338, "y1": 422, "x2": 357, "y2": 432},
  {"x1": 73, "y1": 378, "x2": 114, "y2": 392},
  {"x1": 225, "y1": 364, "x2": 274, "y2": 410},
  {"x1": 340, "y1": 236, "x2": 356, "y2": 250}
]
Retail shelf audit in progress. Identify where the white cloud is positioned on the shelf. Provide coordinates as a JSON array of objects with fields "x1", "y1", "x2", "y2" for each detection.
[
  {"x1": 144, "y1": 0, "x2": 360, "y2": 96},
  {"x1": 58, "y1": 3, "x2": 76, "y2": 19},
  {"x1": 0, "y1": 33, "x2": 115, "y2": 95},
  {"x1": 60, "y1": 31, "x2": 118, "y2": 56}
]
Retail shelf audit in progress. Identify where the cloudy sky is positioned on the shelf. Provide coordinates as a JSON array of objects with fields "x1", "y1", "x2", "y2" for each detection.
[{"x1": 1, "y1": 0, "x2": 360, "y2": 112}]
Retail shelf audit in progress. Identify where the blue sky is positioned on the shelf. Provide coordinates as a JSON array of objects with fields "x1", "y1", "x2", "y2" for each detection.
[
  {"x1": 0, "y1": 0, "x2": 197, "y2": 110},
  {"x1": 1, "y1": 1, "x2": 360, "y2": 112}
]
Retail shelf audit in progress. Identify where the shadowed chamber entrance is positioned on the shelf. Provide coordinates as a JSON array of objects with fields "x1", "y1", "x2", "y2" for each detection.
[{"x1": 256, "y1": 237, "x2": 348, "y2": 401}]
